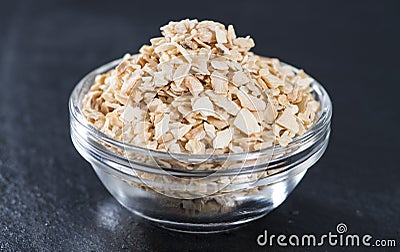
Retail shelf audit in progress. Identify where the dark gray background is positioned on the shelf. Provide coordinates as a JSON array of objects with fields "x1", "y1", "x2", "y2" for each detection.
[{"x1": 0, "y1": 0, "x2": 399, "y2": 251}]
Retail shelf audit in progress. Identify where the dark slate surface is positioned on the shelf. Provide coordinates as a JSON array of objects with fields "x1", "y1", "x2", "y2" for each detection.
[{"x1": 0, "y1": 0, "x2": 399, "y2": 251}]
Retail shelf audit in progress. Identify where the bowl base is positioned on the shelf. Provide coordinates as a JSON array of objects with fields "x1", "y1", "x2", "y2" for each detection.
[{"x1": 128, "y1": 208, "x2": 269, "y2": 234}]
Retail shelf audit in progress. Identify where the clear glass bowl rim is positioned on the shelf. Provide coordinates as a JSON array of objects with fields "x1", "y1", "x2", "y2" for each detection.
[{"x1": 69, "y1": 57, "x2": 332, "y2": 164}]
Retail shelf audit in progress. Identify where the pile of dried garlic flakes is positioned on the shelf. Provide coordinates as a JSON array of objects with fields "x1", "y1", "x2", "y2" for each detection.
[{"x1": 83, "y1": 19, "x2": 320, "y2": 156}]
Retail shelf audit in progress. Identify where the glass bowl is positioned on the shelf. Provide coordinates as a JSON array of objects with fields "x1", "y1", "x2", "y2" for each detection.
[{"x1": 69, "y1": 58, "x2": 332, "y2": 233}]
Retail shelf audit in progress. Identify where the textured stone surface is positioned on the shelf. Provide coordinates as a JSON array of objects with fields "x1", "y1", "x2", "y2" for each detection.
[{"x1": 0, "y1": 0, "x2": 399, "y2": 251}]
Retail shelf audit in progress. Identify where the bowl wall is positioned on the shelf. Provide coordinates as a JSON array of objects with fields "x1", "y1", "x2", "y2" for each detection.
[
  {"x1": 92, "y1": 161, "x2": 306, "y2": 232},
  {"x1": 78, "y1": 130, "x2": 328, "y2": 232}
]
